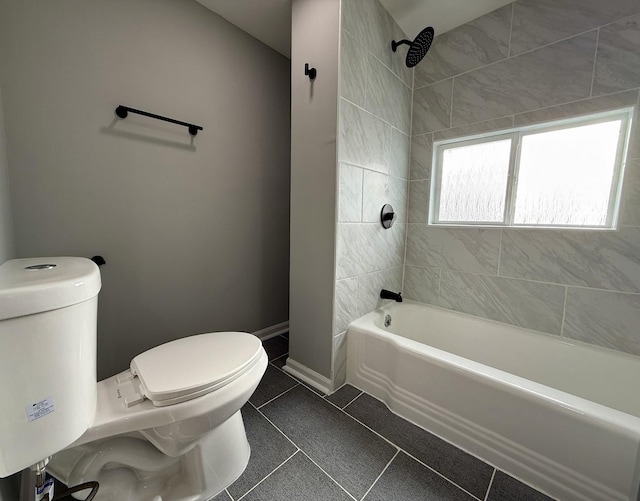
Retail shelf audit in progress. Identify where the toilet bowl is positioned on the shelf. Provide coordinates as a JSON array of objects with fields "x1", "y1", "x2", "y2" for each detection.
[
  {"x1": 0, "y1": 257, "x2": 268, "y2": 501},
  {"x1": 49, "y1": 331, "x2": 268, "y2": 501}
]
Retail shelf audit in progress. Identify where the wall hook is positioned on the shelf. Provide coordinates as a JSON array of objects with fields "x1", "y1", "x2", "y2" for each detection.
[{"x1": 305, "y1": 63, "x2": 317, "y2": 80}]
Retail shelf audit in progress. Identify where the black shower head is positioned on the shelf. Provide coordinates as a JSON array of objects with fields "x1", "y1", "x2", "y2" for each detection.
[{"x1": 391, "y1": 26, "x2": 435, "y2": 68}]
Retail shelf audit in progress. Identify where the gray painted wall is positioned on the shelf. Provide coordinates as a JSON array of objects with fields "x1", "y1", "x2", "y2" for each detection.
[
  {"x1": 0, "y1": 0, "x2": 291, "y2": 379},
  {"x1": 0, "y1": 85, "x2": 14, "y2": 264},
  {"x1": 333, "y1": 0, "x2": 412, "y2": 387},
  {"x1": 406, "y1": 0, "x2": 640, "y2": 356},
  {"x1": 289, "y1": 0, "x2": 340, "y2": 380}
]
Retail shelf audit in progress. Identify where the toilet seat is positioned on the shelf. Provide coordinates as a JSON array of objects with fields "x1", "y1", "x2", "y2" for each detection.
[{"x1": 117, "y1": 332, "x2": 263, "y2": 407}]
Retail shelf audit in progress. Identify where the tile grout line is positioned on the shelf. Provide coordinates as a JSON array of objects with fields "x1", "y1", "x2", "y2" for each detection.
[
  {"x1": 359, "y1": 165, "x2": 365, "y2": 222},
  {"x1": 269, "y1": 354, "x2": 288, "y2": 366},
  {"x1": 340, "y1": 390, "x2": 364, "y2": 410},
  {"x1": 323, "y1": 390, "x2": 358, "y2": 411},
  {"x1": 415, "y1": 23, "x2": 606, "y2": 92},
  {"x1": 334, "y1": 395, "x2": 486, "y2": 501},
  {"x1": 251, "y1": 403, "x2": 301, "y2": 452},
  {"x1": 259, "y1": 350, "x2": 547, "y2": 499},
  {"x1": 402, "y1": 64, "x2": 416, "y2": 294},
  {"x1": 560, "y1": 286, "x2": 569, "y2": 338},
  {"x1": 589, "y1": 28, "x2": 601, "y2": 98},
  {"x1": 507, "y1": 2, "x2": 514, "y2": 58},
  {"x1": 344, "y1": 27, "x2": 413, "y2": 93},
  {"x1": 358, "y1": 449, "x2": 400, "y2": 501},
  {"x1": 235, "y1": 450, "x2": 299, "y2": 501},
  {"x1": 297, "y1": 449, "x2": 359, "y2": 501},
  {"x1": 255, "y1": 383, "x2": 300, "y2": 410},
  {"x1": 355, "y1": 275, "x2": 360, "y2": 335},
  {"x1": 483, "y1": 469, "x2": 497, "y2": 501},
  {"x1": 252, "y1": 376, "x2": 484, "y2": 500},
  {"x1": 449, "y1": 77, "x2": 455, "y2": 128},
  {"x1": 496, "y1": 228, "x2": 504, "y2": 276},
  {"x1": 253, "y1": 385, "x2": 367, "y2": 500},
  {"x1": 261, "y1": 340, "x2": 525, "y2": 500},
  {"x1": 340, "y1": 96, "x2": 411, "y2": 136},
  {"x1": 355, "y1": 412, "x2": 486, "y2": 500},
  {"x1": 252, "y1": 374, "x2": 492, "y2": 501},
  {"x1": 416, "y1": 84, "x2": 639, "y2": 151},
  {"x1": 398, "y1": 257, "x2": 640, "y2": 297},
  {"x1": 336, "y1": 264, "x2": 405, "y2": 285},
  {"x1": 340, "y1": 157, "x2": 406, "y2": 181}
]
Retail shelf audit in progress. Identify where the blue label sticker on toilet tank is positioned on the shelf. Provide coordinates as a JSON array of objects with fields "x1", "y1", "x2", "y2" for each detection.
[{"x1": 26, "y1": 397, "x2": 55, "y2": 422}]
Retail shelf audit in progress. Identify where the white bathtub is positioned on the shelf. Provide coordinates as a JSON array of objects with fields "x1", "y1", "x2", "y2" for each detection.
[{"x1": 346, "y1": 301, "x2": 640, "y2": 501}]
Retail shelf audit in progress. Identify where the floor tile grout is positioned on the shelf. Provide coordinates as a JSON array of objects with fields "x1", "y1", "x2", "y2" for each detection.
[
  {"x1": 255, "y1": 379, "x2": 486, "y2": 500},
  {"x1": 269, "y1": 353, "x2": 288, "y2": 364},
  {"x1": 255, "y1": 382, "x2": 300, "y2": 409},
  {"x1": 359, "y1": 449, "x2": 400, "y2": 501},
  {"x1": 339, "y1": 402, "x2": 485, "y2": 501},
  {"x1": 297, "y1": 449, "x2": 359, "y2": 501},
  {"x1": 255, "y1": 340, "x2": 545, "y2": 500},
  {"x1": 341, "y1": 390, "x2": 364, "y2": 409},
  {"x1": 235, "y1": 450, "x2": 299, "y2": 501},
  {"x1": 257, "y1": 340, "x2": 498, "y2": 500},
  {"x1": 250, "y1": 398, "x2": 356, "y2": 500},
  {"x1": 249, "y1": 401, "x2": 301, "y2": 452},
  {"x1": 483, "y1": 469, "x2": 497, "y2": 501}
]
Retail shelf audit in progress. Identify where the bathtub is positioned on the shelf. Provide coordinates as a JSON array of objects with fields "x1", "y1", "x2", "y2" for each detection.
[{"x1": 346, "y1": 301, "x2": 640, "y2": 501}]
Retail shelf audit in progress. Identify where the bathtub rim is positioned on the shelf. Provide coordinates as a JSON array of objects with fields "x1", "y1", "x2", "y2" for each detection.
[
  {"x1": 348, "y1": 300, "x2": 640, "y2": 436},
  {"x1": 346, "y1": 303, "x2": 640, "y2": 500}
]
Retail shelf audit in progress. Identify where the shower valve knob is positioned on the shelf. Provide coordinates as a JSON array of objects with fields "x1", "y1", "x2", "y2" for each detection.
[{"x1": 381, "y1": 204, "x2": 396, "y2": 229}]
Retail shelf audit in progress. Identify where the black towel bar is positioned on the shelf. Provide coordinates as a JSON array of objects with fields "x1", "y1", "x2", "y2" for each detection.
[{"x1": 115, "y1": 105, "x2": 203, "y2": 136}]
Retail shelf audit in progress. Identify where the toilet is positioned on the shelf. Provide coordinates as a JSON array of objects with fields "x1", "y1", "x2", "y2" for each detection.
[{"x1": 0, "y1": 257, "x2": 268, "y2": 501}]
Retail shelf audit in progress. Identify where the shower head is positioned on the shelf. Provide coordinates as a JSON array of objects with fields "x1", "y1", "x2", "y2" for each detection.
[{"x1": 391, "y1": 26, "x2": 435, "y2": 68}]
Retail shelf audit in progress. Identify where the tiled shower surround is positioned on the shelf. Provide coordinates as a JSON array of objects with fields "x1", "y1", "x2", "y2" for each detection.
[
  {"x1": 334, "y1": 0, "x2": 412, "y2": 386},
  {"x1": 334, "y1": 0, "x2": 640, "y2": 383},
  {"x1": 406, "y1": 0, "x2": 640, "y2": 356}
]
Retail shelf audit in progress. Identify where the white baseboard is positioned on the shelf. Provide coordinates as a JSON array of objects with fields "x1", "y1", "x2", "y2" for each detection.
[
  {"x1": 252, "y1": 321, "x2": 289, "y2": 341},
  {"x1": 283, "y1": 358, "x2": 333, "y2": 394}
]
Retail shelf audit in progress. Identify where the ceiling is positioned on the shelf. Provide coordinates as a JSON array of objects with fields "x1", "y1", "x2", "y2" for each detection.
[{"x1": 195, "y1": 0, "x2": 513, "y2": 59}]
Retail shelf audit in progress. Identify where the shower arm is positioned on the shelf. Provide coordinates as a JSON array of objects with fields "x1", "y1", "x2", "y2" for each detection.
[{"x1": 391, "y1": 39, "x2": 412, "y2": 52}]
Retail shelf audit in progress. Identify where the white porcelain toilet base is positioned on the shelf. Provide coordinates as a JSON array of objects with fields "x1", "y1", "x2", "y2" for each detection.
[{"x1": 49, "y1": 410, "x2": 250, "y2": 501}]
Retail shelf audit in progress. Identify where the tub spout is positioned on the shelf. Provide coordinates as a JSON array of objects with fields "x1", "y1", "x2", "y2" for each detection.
[{"x1": 380, "y1": 289, "x2": 403, "y2": 302}]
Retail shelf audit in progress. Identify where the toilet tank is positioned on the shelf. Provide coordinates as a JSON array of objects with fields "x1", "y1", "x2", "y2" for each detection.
[{"x1": 0, "y1": 257, "x2": 101, "y2": 477}]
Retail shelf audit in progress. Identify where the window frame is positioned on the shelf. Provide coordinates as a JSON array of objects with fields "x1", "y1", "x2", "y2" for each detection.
[{"x1": 429, "y1": 107, "x2": 635, "y2": 230}]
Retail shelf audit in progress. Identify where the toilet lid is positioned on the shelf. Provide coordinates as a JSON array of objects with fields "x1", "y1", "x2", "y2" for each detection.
[{"x1": 130, "y1": 332, "x2": 263, "y2": 406}]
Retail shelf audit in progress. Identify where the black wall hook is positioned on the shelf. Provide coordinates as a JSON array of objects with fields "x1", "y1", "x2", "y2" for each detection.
[{"x1": 304, "y1": 63, "x2": 317, "y2": 80}]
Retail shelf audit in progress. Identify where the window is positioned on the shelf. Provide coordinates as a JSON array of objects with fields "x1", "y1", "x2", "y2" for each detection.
[{"x1": 430, "y1": 109, "x2": 633, "y2": 229}]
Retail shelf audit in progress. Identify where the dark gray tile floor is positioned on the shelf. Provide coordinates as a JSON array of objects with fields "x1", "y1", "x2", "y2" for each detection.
[{"x1": 211, "y1": 335, "x2": 555, "y2": 501}]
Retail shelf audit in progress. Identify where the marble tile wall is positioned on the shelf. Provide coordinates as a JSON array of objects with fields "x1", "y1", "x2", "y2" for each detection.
[
  {"x1": 334, "y1": 0, "x2": 412, "y2": 386},
  {"x1": 406, "y1": 0, "x2": 640, "y2": 357}
]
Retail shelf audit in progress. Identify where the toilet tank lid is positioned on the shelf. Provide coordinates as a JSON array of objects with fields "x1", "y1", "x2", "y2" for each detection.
[
  {"x1": 131, "y1": 331, "x2": 263, "y2": 404},
  {"x1": 0, "y1": 257, "x2": 101, "y2": 320}
]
